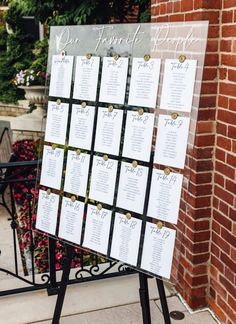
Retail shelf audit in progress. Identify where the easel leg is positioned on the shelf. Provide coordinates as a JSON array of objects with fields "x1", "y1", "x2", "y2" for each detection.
[
  {"x1": 156, "y1": 279, "x2": 171, "y2": 324},
  {"x1": 139, "y1": 273, "x2": 151, "y2": 324},
  {"x1": 47, "y1": 237, "x2": 58, "y2": 295},
  {"x1": 52, "y1": 244, "x2": 74, "y2": 324}
]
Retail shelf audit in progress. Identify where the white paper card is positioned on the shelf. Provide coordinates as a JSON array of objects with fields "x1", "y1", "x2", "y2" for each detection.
[
  {"x1": 110, "y1": 213, "x2": 142, "y2": 266},
  {"x1": 36, "y1": 190, "x2": 59, "y2": 235},
  {"x1": 58, "y1": 197, "x2": 84, "y2": 245},
  {"x1": 141, "y1": 222, "x2": 176, "y2": 279},
  {"x1": 64, "y1": 151, "x2": 90, "y2": 197},
  {"x1": 116, "y1": 162, "x2": 148, "y2": 214},
  {"x1": 49, "y1": 55, "x2": 74, "y2": 98},
  {"x1": 154, "y1": 115, "x2": 190, "y2": 169},
  {"x1": 122, "y1": 111, "x2": 155, "y2": 162},
  {"x1": 68, "y1": 105, "x2": 95, "y2": 150},
  {"x1": 73, "y1": 56, "x2": 100, "y2": 101},
  {"x1": 89, "y1": 156, "x2": 118, "y2": 205},
  {"x1": 94, "y1": 107, "x2": 123, "y2": 155},
  {"x1": 147, "y1": 170, "x2": 183, "y2": 224},
  {"x1": 83, "y1": 204, "x2": 112, "y2": 255},
  {"x1": 40, "y1": 145, "x2": 64, "y2": 190},
  {"x1": 160, "y1": 59, "x2": 197, "y2": 112},
  {"x1": 128, "y1": 58, "x2": 161, "y2": 108},
  {"x1": 45, "y1": 101, "x2": 69, "y2": 145},
  {"x1": 99, "y1": 57, "x2": 129, "y2": 104}
]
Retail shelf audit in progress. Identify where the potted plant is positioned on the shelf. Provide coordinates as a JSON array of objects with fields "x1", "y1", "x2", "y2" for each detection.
[
  {"x1": 14, "y1": 39, "x2": 49, "y2": 116},
  {"x1": 15, "y1": 69, "x2": 48, "y2": 106}
]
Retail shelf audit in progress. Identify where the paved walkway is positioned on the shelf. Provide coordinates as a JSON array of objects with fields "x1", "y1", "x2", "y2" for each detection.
[
  {"x1": 0, "y1": 274, "x2": 219, "y2": 324},
  {"x1": 0, "y1": 204, "x2": 219, "y2": 324},
  {"x1": 32, "y1": 297, "x2": 218, "y2": 324}
]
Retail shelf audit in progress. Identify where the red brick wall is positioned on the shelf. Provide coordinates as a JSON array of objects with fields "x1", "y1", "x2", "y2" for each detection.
[
  {"x1": 151, "y1": 1, "x2": 236, "y2": 323},
  {"x1": 209, "y1": 1, "x2": 236, "y2": 323}
]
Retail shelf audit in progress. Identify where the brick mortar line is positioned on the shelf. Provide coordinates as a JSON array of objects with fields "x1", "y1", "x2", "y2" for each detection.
[
  {"x1": 184, "y1": 222, "x2": 211, "y2": 234},
  {"x1": 212, "y1": 207, "x2": 234, "y2": 222},
  {"x1": 213, "y1": 185, "x2": 235, "y2": 202},
  {"x1": 182, "y1": 188, "x2": 212, "y2": 198},
  {"x1": 151, "y1": 3, "x2": 222, "y2": 13},
  {"x1": 216, "y1": 131, "x2": 236, "y2": 137},
  {"x1": 184, "y1": 245, "x2": 211, "y2": 256},
  {"x1": 180, "y1": 203, "x2": 212, "y2": 211},
  {"x1": 223, "y1": 21, "x2": 236, "y2": 26},
  {"x1": 221, "y1": 53, "x2": 236, "y2": 55},
  {"x1": 213, "y1": 170, "x2": 235, "y2": 184},
  {"x1": 187, "y1": 179, "x2": 213, "y2": 186},
  {"x1": 188, "y1": 146, "x2": 215, "y2": 150},
  {"x1": 179, "y1": 214, "x2": 212, "y2": 224}
]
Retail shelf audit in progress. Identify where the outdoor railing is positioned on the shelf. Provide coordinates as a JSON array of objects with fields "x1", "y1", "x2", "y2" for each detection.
[{"x1": 0, "y1": 158, "x2": 134, "y2": 297}]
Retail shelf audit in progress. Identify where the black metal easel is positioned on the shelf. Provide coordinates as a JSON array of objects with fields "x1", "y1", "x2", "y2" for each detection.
[
  {"x1": 52, "y1": 244, "x2": 74, "y2": 324},
  {"x1": 139, "y1": 272, "x2": 152, "y2": 324},
  {"x1": 51, "y1": 243, "x2": 171, "y2": 324},
  {"x1": 156, "y1": 278, "x2": 171, "y2": 324}
]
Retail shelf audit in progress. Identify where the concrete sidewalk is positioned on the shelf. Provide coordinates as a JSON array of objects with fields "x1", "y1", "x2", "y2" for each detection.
[
  {"x1": 0, "y1": 275, "x2": 219, "y2": 324},
  {"x1": 32, "y1": 297, "x2": 218, "y2": 324}
]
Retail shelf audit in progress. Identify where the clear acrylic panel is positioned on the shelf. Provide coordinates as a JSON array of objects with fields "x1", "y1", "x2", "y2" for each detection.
[{"x1": 37, "y1": 21, "x2": 209, "y2": 284}]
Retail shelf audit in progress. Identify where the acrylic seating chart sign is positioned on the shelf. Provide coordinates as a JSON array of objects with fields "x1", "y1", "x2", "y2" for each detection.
[{"x1": 35, "y1": 22, "x2": 208, "y2": 281}]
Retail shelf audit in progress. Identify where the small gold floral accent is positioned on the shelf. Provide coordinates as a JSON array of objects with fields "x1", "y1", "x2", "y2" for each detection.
[
  {"x1": 97, "y1": 203, "x2": 102, "y2": 210},
  {"x1": 108, "y1": 105, "x2": 113, "y2": 112},
  {"x1": 179, "y1": 55, "x2": 186, "y2": 63},
  {"x1": 71, "y1": 196, "x2": 76, "y2": 202},
  {"x1": 126, "y1": 212, "x2": 132, "y2": 220},
  {"x1": 164, "y1": 168, "x2": 170, "y2": 175},
  {"x1": 113, "y1": 53, "x2": 120, "y2": 61},
  {"x1": 156, "y1": 221, "x2": 163, "y2": 229},
  {"x1": 144, "y1": 54, "x2": 151, "y2": 61},
  {"x1": 138, "y1": 108, "x2": 144, "y2": 115},
  {"x1": 171, "y1": 112, "x2": 178, "y2": 120}
]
